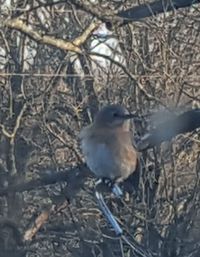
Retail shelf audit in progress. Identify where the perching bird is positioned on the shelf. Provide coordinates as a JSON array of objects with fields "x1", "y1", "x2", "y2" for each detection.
[{"x1": 80, "y1": 104, "x2": 138, "y2": 185}]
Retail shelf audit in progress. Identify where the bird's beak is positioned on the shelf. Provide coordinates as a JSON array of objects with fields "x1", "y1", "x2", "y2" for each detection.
[{"x1": 122, "y1": 113, "x2": 137, "y2": 119}]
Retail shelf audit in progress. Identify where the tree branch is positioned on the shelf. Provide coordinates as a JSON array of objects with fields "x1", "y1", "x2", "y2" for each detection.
[
  {"x1": 117, "y1": 0, "x2": 200, "y2": 25},
  {"x1": 4, "y1": 18, "x2": 101, "y2": 54},
  {"x1": 0, "y1": 165, "x2": 90, "y2": 197}
]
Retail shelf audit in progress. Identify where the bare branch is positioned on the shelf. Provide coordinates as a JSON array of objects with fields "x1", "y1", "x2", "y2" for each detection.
[
  {"x1": 4, "y1": 18, "x2": 101, "y2": 54},
  {"x1": 24, "y1": 209, "x2": 50, "y2": 241}
]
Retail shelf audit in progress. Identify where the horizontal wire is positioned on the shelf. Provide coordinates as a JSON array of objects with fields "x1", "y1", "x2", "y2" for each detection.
[
  {"x1": 0, "y1": 7, "x2": 85, "y2": 13},
  {"x1": 0, "y1": 73, "x2": 200, "y2": 78},
  {"x1": 0, "y1": 73, "x2": 93, "y2": 78}
]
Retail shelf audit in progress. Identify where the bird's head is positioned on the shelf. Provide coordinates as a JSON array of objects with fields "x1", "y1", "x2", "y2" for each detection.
[{"x1": 94, "y1": 104, "x2": 136, "y2": 131}]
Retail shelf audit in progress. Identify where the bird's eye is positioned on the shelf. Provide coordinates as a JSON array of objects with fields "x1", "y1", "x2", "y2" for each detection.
[{"x1": 113, "y1": 112, "x2": 118, "y2": 117}]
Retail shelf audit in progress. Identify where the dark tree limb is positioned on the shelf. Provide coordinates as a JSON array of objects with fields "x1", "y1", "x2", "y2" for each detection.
[
  {"x1": 117, "y1": 0, "x2": 200, "y2": 25},
  {"x1": 0, "y1": 165, "x2": 90, "y2": 197}
]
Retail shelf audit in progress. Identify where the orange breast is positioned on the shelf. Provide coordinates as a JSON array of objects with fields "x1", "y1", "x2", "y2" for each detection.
[{"x1": 80, "y1": 125, "x2": 138, "y2": 181}]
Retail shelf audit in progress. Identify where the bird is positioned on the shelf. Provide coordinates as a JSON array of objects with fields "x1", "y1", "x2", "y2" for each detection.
[{"x1": 80, "y1": 104, "x2": 138, "y2": 187}]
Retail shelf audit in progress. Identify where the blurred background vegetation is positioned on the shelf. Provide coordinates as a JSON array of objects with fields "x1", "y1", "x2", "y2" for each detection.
[{"x1": 0, "y1": 1, "x2": 200, "y2": 256}]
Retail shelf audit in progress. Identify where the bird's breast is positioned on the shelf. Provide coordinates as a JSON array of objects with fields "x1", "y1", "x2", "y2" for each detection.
[
  {"x1": 80, "y1": 128, "x2": 137, "y2": 181},
  {"x1": 81, "y1": 138, "x2": 117, "y2": 179}
]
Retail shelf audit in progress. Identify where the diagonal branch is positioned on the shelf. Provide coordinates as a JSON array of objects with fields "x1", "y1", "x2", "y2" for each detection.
[
  {"x1": 118, "y1": 0, "x2": 200, "y2": 25},
  {"x1": 4, "y1": 18, "x2": 101, "y2": 54},
  {"x1": 89, "y1": 52, "x2": 165, "y2": 105}
]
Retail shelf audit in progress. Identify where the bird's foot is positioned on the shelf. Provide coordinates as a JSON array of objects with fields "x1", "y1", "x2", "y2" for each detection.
[{"x1": 95, "y1": 178, "x2": 123, "y2": 197}]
